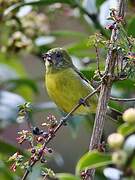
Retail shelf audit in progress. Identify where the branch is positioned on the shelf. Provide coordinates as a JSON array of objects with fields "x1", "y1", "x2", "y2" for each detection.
[
  {"x1": 94, "y1": 44, "x2": 102, "y2": 78},
  {"x1": 21, "y1": 86, "x2": 100, "y2": 180},
  {"x1": 110, "y1": 97, "x2": 135, "y2": 102},
  {"x1": 87, "y1": 0, "x2": 127, "y2": 179}
]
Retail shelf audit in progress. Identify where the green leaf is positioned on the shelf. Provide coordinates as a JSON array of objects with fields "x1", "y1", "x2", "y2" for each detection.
[
  {"x1": 113, "y1": 79, "x2": 135, "y2": 92},
  {"x1": 0, "y1": 164, "x2": 16, "y2": 180},
  {"x1": 66, "y1": 40, "x2": 91, "y2": 57},
  {"x1": 0, "y1": 54, "x2": 27, "y2": 76},
  {"x1": 0, "y1": 140, "x2": 28, "y2": 158},
  {"x1": 76, "y1": 151, "x2": 112, "y2": 175},
  {"x1": 81, "y1": 69, "x2": 95, "y2": 80},
  {"x1": 0, "y1": 54, "x2": 35, "y2": 101},
  {"x1": 6, "y1": 78, "x2": 39, "y2": 94},
  {"x1": 0, "y1": 140, "x2": 20, "y2": 155},
  {"x1": 4, "y1": 0, "x2": 76, "y2": 15},
  {"x1": 131, "y1": 157, "x2": 135, "y2": 170},
  {"x1": 56, "y1": 173, "x2": 80, "y2": 180},
  {"x1": 118, "y1": 123, "x2": 135, "y2": 136},
  {"x1": 51, "y1": 30, "x2": 87, "y2": 38},
  {"x1": 128, "y1": 17, "x2": 135, "y2": 37},
  {"x1": 96, "y1": 0, "x2": 105, "y2": 8},
  {"x1": 87, "y1": 34, "x2": 106, "y2": 48},
  {"x1": 109, "y1": 101, "x2": 124, "y2": 113}
]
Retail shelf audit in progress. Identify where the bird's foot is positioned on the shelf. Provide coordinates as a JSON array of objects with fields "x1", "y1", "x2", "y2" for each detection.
[
  {"x1": 79, "y1": 98, "x2": 90, "y2": 107},
  {"x1": 61, "y1": 117, "x2": 67, "y2": 126}
]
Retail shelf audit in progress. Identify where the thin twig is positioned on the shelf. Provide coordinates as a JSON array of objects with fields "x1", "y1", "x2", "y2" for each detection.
[
  {"x1": 21, "y1": 86, "x2": 100, "y2": 180},
  {"x1": 94, "y1": 45, "x2": 102, "y2": 78},
  {"x1": 110, "y1": 97, "x2": 135, "y2": 102},
  {"x1": 87, "y1": 0, "x2": 127, "y2": 179}
]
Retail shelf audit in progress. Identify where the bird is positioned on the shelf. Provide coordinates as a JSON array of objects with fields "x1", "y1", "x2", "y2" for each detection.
[{"x1": 43, "y1": 47, "x2": 121, "y2": 120}]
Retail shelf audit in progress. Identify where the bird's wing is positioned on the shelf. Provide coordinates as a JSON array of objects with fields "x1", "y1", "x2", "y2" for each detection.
[
  {"x1": 74, "y1": 67, "x2": 101, "y2": 89},
  {"x1": 73, "y1": 67, "x2": 90, "y2": 84}
]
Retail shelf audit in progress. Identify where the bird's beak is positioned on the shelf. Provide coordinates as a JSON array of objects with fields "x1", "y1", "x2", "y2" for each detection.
[{"x1": 42, "y1": 53, "x2": 52, "y2": 63}]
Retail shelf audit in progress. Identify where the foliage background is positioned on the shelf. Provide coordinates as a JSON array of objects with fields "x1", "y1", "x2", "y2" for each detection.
[{"x1": 0, "y1": 0, "x2": 135, "y2": 179}]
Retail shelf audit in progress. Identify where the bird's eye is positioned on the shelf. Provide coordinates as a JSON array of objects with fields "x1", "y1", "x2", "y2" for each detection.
[{"x1": 55, "y1": 52, "x2": 62, "y2": 59}]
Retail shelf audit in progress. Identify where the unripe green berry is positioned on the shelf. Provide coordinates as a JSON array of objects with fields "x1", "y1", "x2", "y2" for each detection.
[
  {"x1": 123, "y1": 108, "x2": 135, "y2": 123},
  {"x1": 107, "y1": 133, "x2": 124, "y2": 149},
  {"x1": 112, "y1": 151, "x2": 127, "y2": 167}
]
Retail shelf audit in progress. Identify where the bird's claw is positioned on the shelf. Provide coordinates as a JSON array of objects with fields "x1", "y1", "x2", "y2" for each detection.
[
  {"x1": 61, "y1": 117, "x2": 67, "y2": 126},
  {"x1": 79, "y1": 98, "x2": 90, "y2": 107}
]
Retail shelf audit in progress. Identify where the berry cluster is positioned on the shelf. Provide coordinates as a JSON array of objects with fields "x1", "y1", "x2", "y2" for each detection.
[
  {"x1": 8, "y1": 104, "x2": 58, "y2": 179},
  {"x1": 105, "y1": 108, "x2": 135, "y2": 179}
]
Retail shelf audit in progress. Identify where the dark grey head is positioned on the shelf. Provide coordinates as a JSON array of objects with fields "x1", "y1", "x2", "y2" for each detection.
[{"x1": 42, "y1": 48, "x2": 73, "y2": 72}]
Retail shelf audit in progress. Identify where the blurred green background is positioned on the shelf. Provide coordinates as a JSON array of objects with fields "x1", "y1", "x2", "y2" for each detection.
[{"x1": 0, "y1": 0, "x2": 135, "y2": 179}]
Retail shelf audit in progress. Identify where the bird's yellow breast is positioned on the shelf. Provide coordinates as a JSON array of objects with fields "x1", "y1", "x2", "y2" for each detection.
[{"x1": 45, "y1": 68, "x2": 97, "y2": 115}]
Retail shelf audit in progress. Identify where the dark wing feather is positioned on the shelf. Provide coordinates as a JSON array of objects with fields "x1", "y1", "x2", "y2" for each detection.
[
  {"x1": 73, "y1": 67, "x2": 101, "y2": 89},
  {"x1": 73, "y1": 67, "x2": 90, "y2": 84}
]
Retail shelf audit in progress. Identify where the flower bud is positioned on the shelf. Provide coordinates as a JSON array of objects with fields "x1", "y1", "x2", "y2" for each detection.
[
  {"x1": 42, "y1": 132, "x2": 49, "y2": 138},
  {"x1": 112, "y1": 151, "x2": 127, "y2": 167},
  {"x1": 31, "y1": 148, "x2": 36, "y2": 154},
  {"x1": 123, "y1": 108, "x2": 135, "y2": 123},
  {"x1": 107, "y1": 133, "x2": 124, "y2": 149},
  {"x1": 37, "y1": 136, "x2": 44, "y2": 142}
]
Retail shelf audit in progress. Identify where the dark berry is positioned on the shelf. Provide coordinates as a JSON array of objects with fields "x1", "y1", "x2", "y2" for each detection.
[
  {"x1": 42, "y1": 132, "x2": 49, "y2": 138},
  {"x1": 40, "y1": 130, "x2": 44, "y2": 134},
  {"x1": 31, "y1": 148, "x2": 36, "y2": 154},
  {"x1": 41, "y1": 157, "x2": 46, "y2": 163},
  {"x1": 32, "y1": 127, "x2": 43, "y2": 135},
  {"x1": 34, "y1": 156, "x2": 39, "y2": 161},
  {"x1": 49, "y1": 128, "x2": 54, "y2": 134},
  {"x1": 48, "y1": 148, "x2": 53, "y2": 153},
  {"x1": 38, "y1": 149, "x2": 43, "y2": 156},
  {"x1": 32, "y1": 127, "x2": 40, "y2": 135}
]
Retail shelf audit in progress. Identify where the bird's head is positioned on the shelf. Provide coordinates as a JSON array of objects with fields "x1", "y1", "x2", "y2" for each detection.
[{"x1": 42, "y1": 48, "x2": 73, "y2": 73}]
